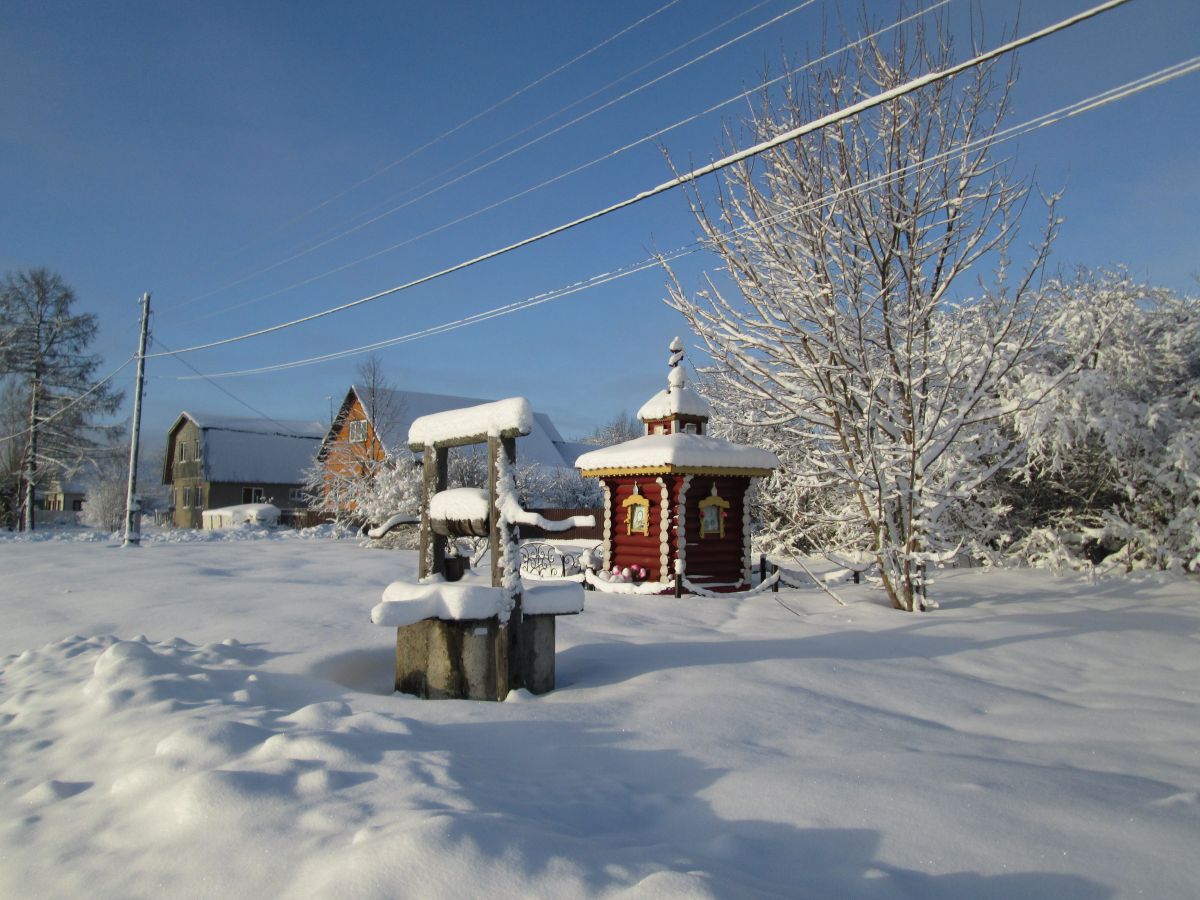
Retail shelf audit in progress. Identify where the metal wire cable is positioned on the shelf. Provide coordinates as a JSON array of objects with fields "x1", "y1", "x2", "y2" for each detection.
[
  {"x1": 170, "y1": 53, "x2": 1199, "y2": 380},
  {"x1": 145, "y1": 0, "x2": 1135, "y2": 362}
]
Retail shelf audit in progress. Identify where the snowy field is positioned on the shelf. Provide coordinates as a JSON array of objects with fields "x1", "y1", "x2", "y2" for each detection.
[{"x1": 1, "y1": 530, "x2": 1197, "y2": 899}]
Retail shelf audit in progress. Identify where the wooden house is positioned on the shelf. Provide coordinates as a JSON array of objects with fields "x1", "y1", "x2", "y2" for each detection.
[
  {"x1": 34, "y1": 479, "x2": 87, "y2": 526},
  {"x1": 161, "y1": 413, "x2": 324, "y2": 528},
  {"x1": 576, "y1": 338, "x2": 778, "y2": 592},
  {"x1": 318, "y1": 385, "x2": 590, "y2": 518}
]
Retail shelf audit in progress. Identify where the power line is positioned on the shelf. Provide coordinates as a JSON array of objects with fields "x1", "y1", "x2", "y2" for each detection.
[
  {"x1": 162, "y1": 0, "x2": 811, "y2": 317},
  {"x1": 174, "y1": 53, "x2": 1200, "y2": 381},
  {"x1": 147, "y1": 0, "x2": 1133, "y2": 362},
  {"x1": 149, "y1": 336, "x2": 310, "y2": 433},
  {"x1": 176, "y1": 0, "x2": 950, "y2": 328},
  {"x1": 158, "y1": 0, "x2": 685, "y2": 303},
  {"x1": 287, "y1": 0, "x2": 687, "y2": 222},
  {"x1": 0, "y1": 358, "x2": 135, "y2": 444},
  {"x1": 297, "y1": 0, "x2": 780, "y2": 238}
]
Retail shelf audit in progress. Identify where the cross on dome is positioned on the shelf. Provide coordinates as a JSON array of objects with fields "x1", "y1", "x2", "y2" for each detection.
[{"x1": 636, "y1": 336, "x2": 710, "y2": 435}]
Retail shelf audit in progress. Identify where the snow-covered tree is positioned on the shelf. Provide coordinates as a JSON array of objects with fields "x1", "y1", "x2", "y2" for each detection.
[
  {"x1": 305, "y1": 354, "x2": 409, "y2": 526},
  {"x1": 665, "y1": 14, "x2": 1070, "y2": 610},
  {"x1": 525, "y1": 466, "x2": 603, "y2": 509},
  {"x1": 0, "y1": 269, "x2": 123, "y2": 531},
  {"x1": 346, "y1": 453, "x2": 423, "y2": 531},
  {"x1": 1002, "y1": 270, "x2": 1200, "y2": 572},
  {"x1": 579, "y1": 410, "x2": 641, "y2": 446},
  {"x1": 81, "y1": 472, "x2": 128, "y2": 533}
]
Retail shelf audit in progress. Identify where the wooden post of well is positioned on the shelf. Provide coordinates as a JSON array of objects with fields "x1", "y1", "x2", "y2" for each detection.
[{"x1": 418, "y1": 446, "x2": 448, "y2": 579}]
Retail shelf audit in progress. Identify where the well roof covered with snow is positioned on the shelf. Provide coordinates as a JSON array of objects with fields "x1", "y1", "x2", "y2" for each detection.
[{"x1": 324, "y1": 386, "x2": 580, "y2": 471}]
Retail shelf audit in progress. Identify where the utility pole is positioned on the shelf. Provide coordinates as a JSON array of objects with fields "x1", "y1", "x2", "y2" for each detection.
[{"x1": 123, "y1": 292, "x2": 151, "y2": 547}]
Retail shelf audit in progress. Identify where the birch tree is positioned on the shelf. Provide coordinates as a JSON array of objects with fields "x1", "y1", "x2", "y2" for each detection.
[
  {"x1": 666, "y1": 15, "x2": 1066, "y2": 610},
  {"x1": 0, "y1": 269, "x2": 122, "y2": 531}
]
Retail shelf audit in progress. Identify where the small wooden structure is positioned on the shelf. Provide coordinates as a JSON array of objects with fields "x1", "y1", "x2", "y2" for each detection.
[
  {"x1": 576, "y1": 338, "x2": 778, "y2": 593},
  {"x1": 370, "y1": 398, "x2": 590, "y2": 700}
]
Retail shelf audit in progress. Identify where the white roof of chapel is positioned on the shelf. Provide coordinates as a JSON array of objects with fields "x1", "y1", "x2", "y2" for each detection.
[{"x1": 577, "y1": 338, "x2": 777, "y2": 475}]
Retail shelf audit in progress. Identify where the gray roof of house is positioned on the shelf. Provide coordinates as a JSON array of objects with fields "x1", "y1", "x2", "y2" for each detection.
[{"x1": 171, "y1": 413, "x2": 324, "y2": 485}]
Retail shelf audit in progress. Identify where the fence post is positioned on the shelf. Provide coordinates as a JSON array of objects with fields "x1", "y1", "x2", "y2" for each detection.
[
  {"x1": 772, "y1": 563, "x2": 779, "y2": 593},
  {"x1": 675, "y1": 571, "x2": 683, "y2": 599}
]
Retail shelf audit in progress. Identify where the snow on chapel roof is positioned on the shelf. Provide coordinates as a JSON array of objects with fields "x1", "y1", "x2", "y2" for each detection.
[
  {"x1": 575, "y1": 433, "x2": 777, "y2": 474},
  {"x1": 636, "y1": 337, "x2": 711, "y2": 421},
  {"x1": 577, "y1": 338, "x2": 777, "y2": 475}
]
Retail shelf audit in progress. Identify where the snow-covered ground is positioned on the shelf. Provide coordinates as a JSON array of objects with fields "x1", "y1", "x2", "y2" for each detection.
[{"x1": 1, "y1": 529, "x2": 1197, "y2": 899}]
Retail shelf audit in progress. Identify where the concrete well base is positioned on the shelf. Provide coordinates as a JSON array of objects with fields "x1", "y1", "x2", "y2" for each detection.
[{"x1": 394, "y1": 613, "x2": 560, "y2": 701}]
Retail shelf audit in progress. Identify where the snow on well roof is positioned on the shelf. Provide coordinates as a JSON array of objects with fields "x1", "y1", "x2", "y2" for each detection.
[
  {"x1": 576, "y1": 433, "x2": 778, "y2": 474},
  {"x1": 408, "y1": 397, "x2": 533, "y2": 450},
  {"x1": 429, "y1": 488, "x2": 490, "y2": 522},
  {"x1": 371, "y1": 580, "x2": 584, "y2": 627},
  {"x1": 335, "y1": 387, "x2": 573, "y2": 470}
]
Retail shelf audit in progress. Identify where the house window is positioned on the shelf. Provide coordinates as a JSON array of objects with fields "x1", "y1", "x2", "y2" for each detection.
[
  {"x1": 178, "y1": 442, "x2": 187, "y2": 462},
  {"x1": 242, "y1": 487, "x2": 265, "y2": 504},
  {"x1": 289, "y1": 487, "x2": 305, "y2": 503},
  {"x1": 348, "y1": 420, "x2": 368, "y2": 443},
  {"x1": 72, "y1": 499, "x2": 83, "y2": 512},
  {"x1": 183, "y1": 487, "x2": 192, "y2": 508},
  {"x1": 193, "y1": 487, "x2": 203, "y2": 508}
]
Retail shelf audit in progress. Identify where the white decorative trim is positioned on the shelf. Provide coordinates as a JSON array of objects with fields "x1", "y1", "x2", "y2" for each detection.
[
  {"x1": 656, "y1": 477, "x2": 670, "y2": 583},
  {"x1": 742, "y1": 502, "x2": 753, "y2": 585},
  {"x1": 676, "y1": 474, "x2": 693, "y2": 577},
  {"x1": 681, "y1": 571, "x2": 780, "y2": 598},
  {"x1": 601, "y1": 481, "x2": 612, "y2": 571},
  {"x1": 584, "y1": 569, "x2": 671, "y2": 594}
]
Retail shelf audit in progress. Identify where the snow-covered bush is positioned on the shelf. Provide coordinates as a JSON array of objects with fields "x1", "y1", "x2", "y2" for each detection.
[
  {"x1": 1002, "y1": 270, "x2": 1200, "y2": 573},
  {"x1": 80, "y1": 476, "x2": 126, "y2": 533},
  {"x1": 304, "y1": 450, "x2": 421, "y2": 530}
]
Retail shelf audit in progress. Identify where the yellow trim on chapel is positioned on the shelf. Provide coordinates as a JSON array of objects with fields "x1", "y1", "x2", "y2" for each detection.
[{"x1": 579, "y1": 465, "x2": 772, "y2": 478}]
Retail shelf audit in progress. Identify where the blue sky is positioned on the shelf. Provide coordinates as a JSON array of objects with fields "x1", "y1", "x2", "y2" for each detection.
[{"x1": 2, "y1": 0, "x2": 1197, "y2": 447}]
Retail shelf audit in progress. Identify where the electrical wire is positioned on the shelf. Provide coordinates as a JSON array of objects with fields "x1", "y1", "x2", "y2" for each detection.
[
  {"x1": 163, "y1": 0, "x2": 814, "y2": 316},
  {"x1": 149, "y1": 337, "x2": 315, "y2": 433},
  {"x1": 0, "y1": 357, "x2": 135, "y2": 444},
  {"x1": 158, "y1": 0, "x2": 685, "y2": 302},
  {"x1": 175, "y1": 0, "x2": 955, "y2": 328},
  {"x1": 146, "y1": 0, "x2": 1134, "y2": 362},
  {"x1": 170, "y1": 53, "x2": 1200, "y2": 381}
]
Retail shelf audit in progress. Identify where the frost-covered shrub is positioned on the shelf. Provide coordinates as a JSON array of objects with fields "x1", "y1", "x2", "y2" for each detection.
[
  {"x1": 1002, "y1": 270, "x2": 1200, "y2": 573},
  {"x1": 305, "y1": 449, "x2": 421, "y2": 529}
]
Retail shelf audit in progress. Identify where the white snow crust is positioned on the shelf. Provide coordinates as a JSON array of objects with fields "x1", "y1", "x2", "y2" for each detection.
[
  {"x1": 576, "y1": 432, "x2": 779, "y2": 472},
  {"x1": 408, "y1": 397, "x2": 533, "y2": 448},
  {"x1": 1, "y1": 529, "x2": 1198, "y2": 898},
  {"x1": 636, "y1": 380, "x2": 710, "y2": 421},
  {"x1": 338, "y1": 387, "x2": 576, "y2": 471},
  {"x1": 428, "y1": 487, "x2": 490, "y2": 522},
  {"x1": 199, "y1": 428, "x2": 321, "y2": 484},
  {"x1": 371, "y1": 581, "x2": 505, "y2": 626},
  {"x1": 521, "y1": 581, "x2": 585, "y2": 615},
  {"x1": 201, "y1": 503, "x2": 280, "y2": 529}
]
